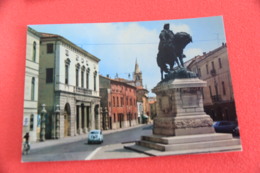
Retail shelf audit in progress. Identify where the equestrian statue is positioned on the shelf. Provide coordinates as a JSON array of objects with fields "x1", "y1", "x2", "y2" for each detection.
[{"x1": 157, "y1": 23, "x2": 193, "y2": 80}]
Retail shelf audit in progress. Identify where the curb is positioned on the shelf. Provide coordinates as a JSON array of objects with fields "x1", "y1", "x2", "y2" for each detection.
[{"x1": 29, "y1": 124, "x2": 151, "y2": 149}]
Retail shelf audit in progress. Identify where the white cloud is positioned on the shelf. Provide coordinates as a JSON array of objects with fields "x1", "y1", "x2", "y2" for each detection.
[
  {"x1": 79, "y1": 22, "x2": 195, "y2": 91},
  {"x1": 184, "y1": 48, "x2": 203, "y2": 60},
  {"x1": 77, "y1": 23, "x2": 159, "y2": 81},
  {"x1": 170, "y1": 24, "x2": 192, "y2": 34}
]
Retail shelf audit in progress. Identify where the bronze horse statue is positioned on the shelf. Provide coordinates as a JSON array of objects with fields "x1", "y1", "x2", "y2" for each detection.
[{"x1": 157, "y1": 32, "x2": 192, "y2": 80}]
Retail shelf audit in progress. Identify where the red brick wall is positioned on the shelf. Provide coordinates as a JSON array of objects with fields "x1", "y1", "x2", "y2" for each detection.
[{"x1": 110, "y1": 80, "x2": 137, "y2": 128}]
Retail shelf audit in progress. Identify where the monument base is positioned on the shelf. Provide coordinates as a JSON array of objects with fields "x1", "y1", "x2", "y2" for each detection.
[
  {"x1": 125, "y1": 133, "x2": 241, "y2": 156},
  {"x1": 153, "y1": 115, "x2": 215, "y2": 136},
  {"x1": 125, "y1": 77, "x2": 241, "y2": 156}
]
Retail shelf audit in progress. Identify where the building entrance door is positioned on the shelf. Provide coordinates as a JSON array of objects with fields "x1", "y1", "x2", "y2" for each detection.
[
  {"x1": 64, "y1": 113, "x2": 69, "y2": 137},
  {"x1": 64, "y1": 103, "x2": 71, "y2": 137},
  {"x1": 119, "y1": 114, "x2": 123, "y2": 128},
  {"x1": 109, "y1": 117, "x2": 112, "y2": 129}
]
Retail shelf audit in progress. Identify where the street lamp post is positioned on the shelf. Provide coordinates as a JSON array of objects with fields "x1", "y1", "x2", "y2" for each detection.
[
  {"x1": 40, "y1": 104, "x2": 46, "y2": 142},
  {"x1": 55, "y1": 105, "x2": 60, "y2": 139}
]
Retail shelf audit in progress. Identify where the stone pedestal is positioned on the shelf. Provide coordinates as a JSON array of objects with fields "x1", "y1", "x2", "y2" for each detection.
[
  {"x1": 152, "y1": 78, "x2": 214, "y2": 136},
  {"x1": 125, "y1": 77, "x2": 241, "y2": 156}
]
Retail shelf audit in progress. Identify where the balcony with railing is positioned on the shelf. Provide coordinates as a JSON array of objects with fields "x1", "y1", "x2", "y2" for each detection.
[
  {"x1": 211, "y1": 95, "x2": 222, "y2": 103},
  {"x1": 74, "y1": 87, "x2": 92, "y2": 95},
  {"x1": 210, "y1": 69, "x2": 216, "y2": 76}
]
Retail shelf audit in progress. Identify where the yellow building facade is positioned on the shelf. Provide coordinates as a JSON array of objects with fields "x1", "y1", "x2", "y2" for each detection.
[{"x1": 187, "y1": 43, "x2": 237, "y2": 121}]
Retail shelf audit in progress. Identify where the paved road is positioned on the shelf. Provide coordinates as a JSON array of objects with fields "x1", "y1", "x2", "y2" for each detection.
[{"x1": 22, "y1": 124, "x2": 153, "y2": 162}]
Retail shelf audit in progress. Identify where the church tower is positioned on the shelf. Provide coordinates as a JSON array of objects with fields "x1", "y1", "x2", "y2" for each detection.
[{"x1": 133, "y1": 59, "x2": 143, "y2": 87}]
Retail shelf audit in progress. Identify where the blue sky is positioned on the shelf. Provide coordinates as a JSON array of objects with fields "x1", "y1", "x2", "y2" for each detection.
[{"x1": 29, "y1": 16, "x2": 227, "y2": 96}]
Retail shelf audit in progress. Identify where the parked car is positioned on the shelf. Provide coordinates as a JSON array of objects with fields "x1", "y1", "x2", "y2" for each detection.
[
  {"x1": 213, "y1": 121, "x2": 237, "y2": 134},
  {"x1": 233, "y1": 126, "x2": 240, "y2": 136},
  {"x1": 88, "y1": 130, "x2": 103, "y2": 144}
]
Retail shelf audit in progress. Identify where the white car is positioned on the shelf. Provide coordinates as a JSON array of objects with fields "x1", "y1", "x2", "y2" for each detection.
[{"x1": 88, "y1": 130, "x2": 103, "y2": 144}]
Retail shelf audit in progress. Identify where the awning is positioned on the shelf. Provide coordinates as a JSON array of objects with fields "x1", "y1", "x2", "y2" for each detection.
[{"x1": 142, "y1": 115, "x2": 148, "y2": 119}]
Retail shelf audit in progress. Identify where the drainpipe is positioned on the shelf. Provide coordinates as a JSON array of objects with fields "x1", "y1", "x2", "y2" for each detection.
[{"x1": 53, "y1": 40, "x2": 59, "y2": 138}]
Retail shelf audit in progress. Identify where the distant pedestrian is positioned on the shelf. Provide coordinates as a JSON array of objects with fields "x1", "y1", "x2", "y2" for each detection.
[
  {"x1": 23, "y1": 132, "x2": 30, "y2": 154},
  {"x1": 24, "y1": 132, "x2": 29, "y2": 143}
]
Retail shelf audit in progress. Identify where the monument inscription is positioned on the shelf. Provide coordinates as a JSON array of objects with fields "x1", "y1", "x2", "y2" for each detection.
[
  {"x1": 180, "y1": 88, "x2": 199, "y2": 108},
  {"x1": 161, "y1": 96, "x2": 171, "y2": 112}
]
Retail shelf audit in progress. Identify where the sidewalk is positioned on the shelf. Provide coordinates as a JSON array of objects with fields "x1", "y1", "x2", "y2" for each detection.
[
  {"x1": 86, "y1": 143, "x2": 149, "y2": 160},
  {"x1": 30, "y1": 124, "x2": 149, "y2": 150},
  {"x1": 87, "y1": 124, "x2": 153, "y2": 160}
]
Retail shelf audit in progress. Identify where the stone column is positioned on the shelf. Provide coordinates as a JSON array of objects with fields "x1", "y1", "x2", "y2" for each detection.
[
  {"x1": 83, "y1": 106, "x2": 87, "y2": 133},
  {"x1": 74, "y1": 114, "x2": 77, "y2": 136},
  {"x1": 55, "y1": 105, "x2": 60, "y2": 139},
  {"x1": 90, "y1": 102, "x2": 95, "y2": 130},
  {"x1": 77, "y1": 105, "x2": 82, "y2": 134},
  {"x1": 40, "y1": 104, "x2": 46, "y2": 142},
  {"x1": 86, "y1": 106, "x2": 90, "y2": 131}
]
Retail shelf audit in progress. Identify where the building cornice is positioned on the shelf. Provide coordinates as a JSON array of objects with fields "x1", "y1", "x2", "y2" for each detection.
[
  {"x1": 186, "y1": 44, "x2": 227, "y2": 68},
  {"x1": 31, "y1": 30, "x2": 100, "y2": 62},
  {"x1": 100, "y1": 75, "x2": 137, "y2": 89},
  {"x1": 27, "y1": 27, "x2": 42, "y2": 38}
]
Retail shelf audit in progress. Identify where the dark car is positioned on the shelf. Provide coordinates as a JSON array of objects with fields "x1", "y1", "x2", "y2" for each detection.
[
  {"x1": 213, "y1": 121, "x2": 237, "y2": 134},
  {"x1": 233, "y1": 126, "x2": 240, "y2": 136}
]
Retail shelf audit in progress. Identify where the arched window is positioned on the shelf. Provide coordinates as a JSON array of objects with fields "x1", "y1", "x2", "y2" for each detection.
[
  {"x1": 75, "y1": 63, "x2": 80, "y2": 87},
  {"x1": 65, "y1": 65, "x2": 69, "y2": 84},
  {"x1": 121, "y1": 97, "x2": 124, "y2": 106},
  {"x1": 218, "y1": 58, "x2": 222, "y2": 68},
  {"x1": 113, "y1": 97, "x2": 115, "y2": 107},
  {"x1": 198, "y1": 68, "x2": 201, "y2": 77},
  {"x1": 81, "y1": 66, "x2": 85, "y2": 88},
  {"x1": 222, "y1": 81, "x2": 226, "y2": 95},
  {"x1": 86, "y1": 68, "x2": 90, "y2": 89},
  {"x1": 211, "y1": 61, "x2": 215, "y2": 70},
  {"x1": 94, "y1": 71, "x2": 97, "y2": 91},
  {"x1": 81, "y1": 71, "x2": 84, "y2": 88},
  {"x1": 30, "y1": 114, "x2": 34, "y2": 131},
  {"x1": 76, "y1": 69, "x2": 79, "y2": 87},
  {"x1": 65, "y1": 58, "x2": 71, "y2": 85},
  {"x1": 33, "y1": 41, "x2": 36, "y2": 62},
  {"x1": 209, "y1": 85, "x2": 212, "y2": 97},
  {"x1": 31, "y1": 77, "x2": 35, "y2": 100}
]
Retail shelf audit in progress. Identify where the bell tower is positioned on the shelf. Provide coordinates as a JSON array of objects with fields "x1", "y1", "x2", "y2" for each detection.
[{"x1": 133, "y1": 59, "x2": 143, "y2": 87}]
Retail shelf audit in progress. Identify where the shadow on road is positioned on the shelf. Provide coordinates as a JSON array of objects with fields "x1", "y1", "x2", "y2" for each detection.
[
  {"x1": 105, "y1": 148, "x2": 136, "y2": 153},
  {"x1": 142, "y1": 125, "x2": 153, "y2": 130}
]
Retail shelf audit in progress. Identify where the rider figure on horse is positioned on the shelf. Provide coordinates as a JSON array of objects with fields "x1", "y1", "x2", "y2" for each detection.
[
  {"x1": 158, "y1": 23, "x2": 175, "y2": 51},
  {"x1": 157, "y1": 23, "x2": 193, "y2": 80}
]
